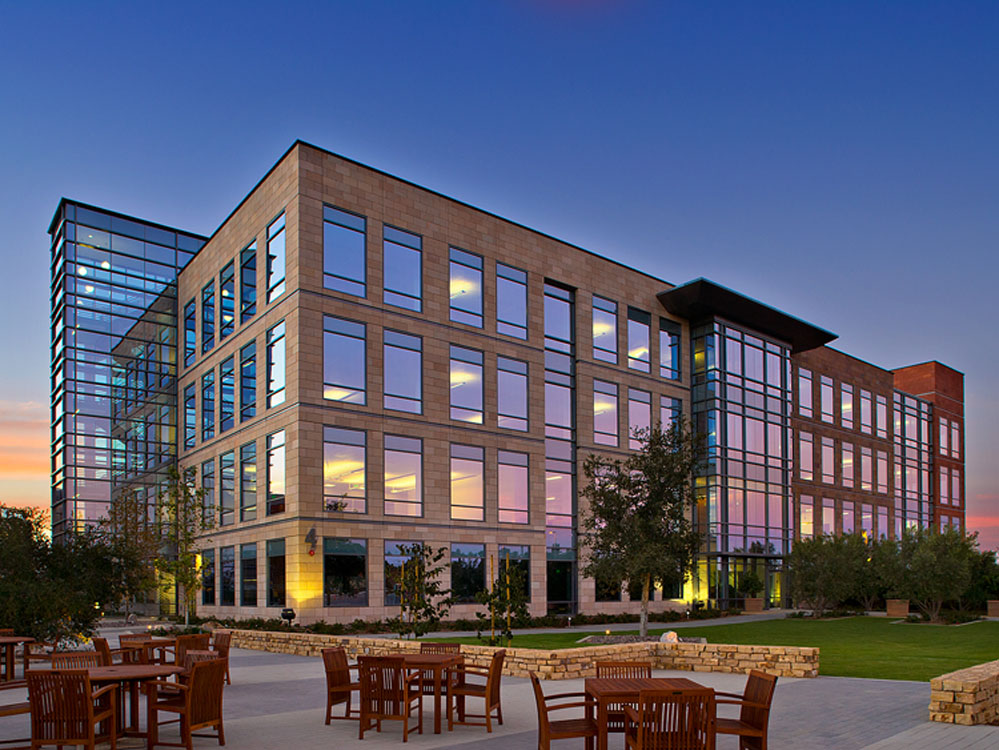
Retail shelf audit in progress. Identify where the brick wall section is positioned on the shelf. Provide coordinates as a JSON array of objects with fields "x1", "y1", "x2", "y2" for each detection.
[
  {"x1": 228, "y1": 629, "x2": 818, "y2": 679},
  {"x1": 929, "y1": 660, "x2": 999, "y2": 725}
]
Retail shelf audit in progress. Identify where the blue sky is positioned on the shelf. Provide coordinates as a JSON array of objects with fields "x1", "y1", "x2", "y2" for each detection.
[{"x1": 0, "y1": 0, "x2": 995, "y2": 546}]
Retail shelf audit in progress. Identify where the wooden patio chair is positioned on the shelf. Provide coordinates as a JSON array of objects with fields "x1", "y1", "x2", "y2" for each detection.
[
  {"x1": 26, "y1": 669, "x2": 118, "y2": 750},
  {"x1": 594, "y1": 661, "x2": 653, "y2": 733},
  {"x1": 357, "y1": 656, "x2": 422, "y2": 741},
  {"x1": 714, "y1": 670, "x2": 778, "y2": 750},
  {"x1": 417, "y1": 642, "x2": 460, "y2": 695},
  {"x1": 322, "y1": 647, "x2": 360, "y2": 723},
  {"x1": 447, "y1": 649, "x2": 505, "y2": 732},
  {"x1": 92, "y1": 637, "x2": 129, "y2": 667},
  {"x1": 163, "y1": 634, "x2": 211, "y2": 667},
  {"x1": 623, "y1": 689, "x2": 715, "y2": 750},
  {"x1": 145, "y1": 657, "x2": 226, "y2": 750},
  {"x1": 530, "y1": 672, "x2": 597, "y2": 750},
  {"x1": 118, "y1": 634, "x2": 153, "y2": 664},
  {"x1": 210, "y1": 630, "x2": 232, "y2": 685},
  {"x1": 0, "y1": 679, "x2": 30, "y2": 750},
  {"x1": 22, "y1": 642, "x2": 57, "y2": 673}
]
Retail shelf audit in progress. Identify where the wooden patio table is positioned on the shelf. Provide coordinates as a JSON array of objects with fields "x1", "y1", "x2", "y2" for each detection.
[
  {"x1": 87, "y1": 663, "x2": 184, "y2": 737},
  {"x1": 368, "y1": 652, "x2": 462, "y2": 734},
  {"x1": 584, "y1": 676, "x2": 707, "y2": 750},
  {"x1": 0, "y1": 636, "x2": 33, "y2": 682}
]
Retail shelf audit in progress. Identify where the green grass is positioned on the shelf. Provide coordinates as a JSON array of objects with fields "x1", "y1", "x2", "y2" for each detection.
[{"x1": 429, "y1": 617, "x2": 999, "y2": 681}]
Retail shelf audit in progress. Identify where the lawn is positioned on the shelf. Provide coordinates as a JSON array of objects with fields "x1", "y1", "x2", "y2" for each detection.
[{"x1": 429, "y1": 617, "x2": 999, "y2": 681}]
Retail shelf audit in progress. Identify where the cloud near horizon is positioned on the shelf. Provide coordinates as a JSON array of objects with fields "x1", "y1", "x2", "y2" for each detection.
[{"x1": 0, "y1": 400, "x2": 49, "y2": 509}]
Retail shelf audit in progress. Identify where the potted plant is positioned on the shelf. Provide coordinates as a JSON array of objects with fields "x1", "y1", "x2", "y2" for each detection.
[{"x1": 740, "y1": 571, "x2": 765, "y2": 613}]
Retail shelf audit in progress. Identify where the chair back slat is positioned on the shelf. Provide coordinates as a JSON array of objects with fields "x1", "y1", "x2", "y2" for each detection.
[
  {"x1": 183, "y1": 650, "x2": 216, "y2": 671},
  {"x1": 175, "y1": 633, "x2": 211, "y2": 665},
  {"x1": 27, "y1": 669, "x2": 95, "y2": 743},
  {"x1": 322, "y1": 647, "x2": 352, "y2": 691},
  {"x1": 530, "y1": 672, "x2": 550, "y2": 737},
  {"x1": 740, "y1": 670, "x2": 777, "y2": 730},
  {"x1": 92, "y1": 637, "x2": 113, "y2": 666},
  {"x1": 634, "y1": 688, "x2": 715, "y2": 750},
  {"x1": 596, "y1": 660, "x2": 653, "y2": 679},
  {"x1": 419, "y1": 642, "x2": 460, "y2": 654},
  {"x1": 358, "y1": 656, "x2": 408, "y2": 719},
  {"x1": 212, "y1": 629, "x2": 232, "y2": 657},
  {"x1": 186, "y1": 658, "x2": 226, "y2": 726},
  {"x1": 52, "y1": 651, "x2": 102, "y2": 669}
]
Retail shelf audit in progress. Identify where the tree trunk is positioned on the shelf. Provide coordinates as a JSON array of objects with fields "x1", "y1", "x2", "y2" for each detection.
[{"x1": 640, "y1": 574, "x2": 651, "y2": 637}]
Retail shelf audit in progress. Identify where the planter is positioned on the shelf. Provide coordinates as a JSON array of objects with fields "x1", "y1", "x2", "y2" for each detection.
[
  {"x1": 886, "y1": 599, "x2": 910, "y2": 618},
  {"x1": 988, "y1": 600, "x2": 999, "y2": 618},
  {"x1": 743, "y1": 597, "x2": 764, "y2": 613}
]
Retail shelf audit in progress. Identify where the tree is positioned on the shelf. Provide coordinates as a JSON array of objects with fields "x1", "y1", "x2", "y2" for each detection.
[
  {"x1": 961, "y1": 547, "x2": 999, "y2": 612},
  {"x1": 788, "y1": 535, "x2": 858, "y2": 614},
  {"x1": 475, "y1": 556, "x2": 530, "y2": 645},
  {"x1": 580, "y1": 420, "x2": 704, "y2": 637},
  {"x1": 895, "y1": 526, "x2": 977, "y2": 621},
  {"x1": 155, "y1": 465, "x2": 214, "y2": 625},
  {"x1": 852, "y1": 534, "x2": 898, "y2": 612},
  {"x1": 97, "y1": 488, "x2": 161, "y2": 613},
  {"x1": 388, "y1": 543, "x2": 454, "y2": 639}
]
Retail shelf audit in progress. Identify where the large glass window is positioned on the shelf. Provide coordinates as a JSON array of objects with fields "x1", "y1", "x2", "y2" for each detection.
[
  {"x1": 876, "y1": 395, "x2": 888, "y2": 439},
  {"x1": 450, "y1": 345, "x2": 483, "y2": 423},
  {"x1": 799, "y1": 432, "x2": 813, "y2": 481},
  {"x1": 240, "y1": 342, "x2": 256, "y2": 421},
  {"x1": 220, "y1": 357, "x2": 235, "y2": 432},
  {"x1": 842, "y1": 442, "x2": 854, "y2": 488},
  {"x1": 201, "y1": 548, "x2": 215, "y2": 605},
  {"x1": 201, "y1": 282, "x2": 215, "y2": 354},
  {"x1": 240, "y1": 242, "x2": 257, "y2": 323},
  {"x1": 498, "y1": 544, "x2": 530, "y2": 599},
  {"x1": 324, "y1": 206, "x2": 366, "y2": 296},
  {"x1": 220, "y1": 546, "x2": 235, "y2": 606},
  {"x1": 497, "y1": 356, "x2": 528, "y2": 431},
  {"x1": 201, "y1": 459, "x2": 215, "y2": 523},
  {"x1": 240, "y1": 442, "x2": 257, "y2": 522},
  {"x1": 451, "y1": 543, "x2": 486, "y2": 603},
  {"x1": 323, "y1": 316, "x2": 366, "y2": 404},
  {"x1": 383, "y1": 226, "x2": 421, "y2": 311},
  {"x1": 266, "y1": 430, "x2": 286, "y2": 515},
  {"x1": 450, "y1": 444, "x2": 484, "y2": 521},
  {"x1": 593, "y1": 380, "x2": 618, "y2": 446},
  {"x1": 449, "y1": 247, "x2": 483, "y2": 327},
  {"x1": 627, "y1": 307, "x2": 651, "y2": 372},
  {"x1": 842, "y1": 501, "x2": 855, "y2": 534},
  {"x1": 323, "y1": 427, "x2": 366, "y2": 513},
  {"x1": 822, "y1": 498, "x2": 834, "y2": 535},
  {"x1": 841, "y1": 383, "x2": 854, "y2": 429},
  {"x1": 628, "y1": 388, "x2": 651, "y2": 450},
  {"x1": 877, "y1": 450, "x2": 889, "y2": 494},
  {"x1": 266, "y1": 539, "x2": 286, "y2": 607},
  {"x1": 496, "y1": 263, "x2": 527, "y2": 339},
  {"x1": 384, "y1": 541, "x2": 418, "y2": 606},
  {"x1": 384, "y1": 436, "x2": 422, "y2": 516},
  {"x1": 384, "y1": 331, "x2": 422, "y2": 413},
  {"x1": 821, "y1": 437, "x2": 834, "y2": 484},
  {"x1": 266, "y1": 321, "x2": 286, "y2": 408},
  {"x1": 220, "y1": 451, "x2": 235, "y2": 526},
  {"x1": 860, "y1": 447, "x2": 873, "y2": 491},
  {"x1": 324, "y1": 538, "x2": 367, "y2": 606},
  {"x1": 592, "y1": 296, "x2": 617, "y2": 363},
  {"x1": 798, "y1": 368, "x2": 813, "y2": 417},
  {"x1": 659, "y1": 318, "x2": 681, "y2": 380},
  {"x1": 183, "y1": 384, "x2": 196, "y2": 449},
  {"x1": 240, "y1": 543, "x2": 257, "y2": 607},
  {"x1": 220, "y1": 261, "x2": 235, "y2": 340},
  {"x1": 860, "y1": 390, "x2": 872, "y2": 434},
  {"x1": 820, "y1": 376, "x2": 834, "y2": 423},
  {"x1": 660, "y1": 396, "x2": 681, "y2": 431},
  {"x1": 799, "y1": 495, "x2": 814, "y2": 538},
  {"x1": 201, "y1": 371, "x2": 215, "y2": 441},
  {"x1": 266, "y1": 213, "x2": 286, "y2": 303},
  {"x1": 183, "y1": 299, "x2": 196, "y2": 367},
  {"x1": 498, "y1": 450, "x2": 529, "y2": 524}
]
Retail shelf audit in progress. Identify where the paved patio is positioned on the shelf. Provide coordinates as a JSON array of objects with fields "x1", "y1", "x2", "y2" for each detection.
[{"x1": 2, "y1": 643, "x2": 998, "y2": 749}]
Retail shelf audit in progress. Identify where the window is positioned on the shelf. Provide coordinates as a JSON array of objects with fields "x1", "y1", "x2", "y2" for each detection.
[
  {"x1": 627, "y1": 307, "x2": 651, "y2": 372},
  {"x1": 266, "y1": 539, "x2": 286, "y2": 607},
  {"x1": 201, "y1": 459, "x2": 215, "y2": 523},
  {"x1": 821, "y1": 437, "x2": 834, "y2": 484},
  {"x1": 799, "y1": 496, "x2": 814, "y2": 538},
  {"x1": 201, "y1": 371, "x2": 215, "y2": 441},
  {"x1": 451, "y1": 543, "x2": 486, "y2": 603},
  {"x1": 875, "y1": 395, "x2": 888, "y2": 439},
  {"x1": 266, "y1": 213, "x2": 286, "y2": 302},
  {"x1": 449, "y1": 247, "x2": 483, "y2": 327},
  {"x1": 183, "y1": 384, "x2": 196, "y2": 449},
  {"x1": 628, "y1": 388, "x2": 651, "y2": 450},
  {"x1": 384, "y1": 436, "x2": 422, "y2": 516},
  {"x1": 877, "y1": 451, "x2": 888, "y2": 494},
  {"x1": 799, "y1": 432, "x2": 813, "y2": 480},
  {"x1": 324, "y1": 538, "x2": 367, "y2": 606},
  {"x1": 220, "y1": 261, "x2": 235, "y2": 340},
  {"x1": 842, "y1": 501, "x2": 855, "y2": 534},
  {"x1": 878, "y1": 507, "x2": 889, "y2": 539},
  {"x1": 450, "y1": 444, "x2": 484, "y2": 521},
  {"x1": 860, "y1": 390, "x2": 872, "y2": 434},
  {"x1": 240, "y1": 543, "x2": 257, "y2": 607},
  {"x1": 383, "y1": 541, "x2": 418, "y2": 606},
  {"x1": 659, "y1": 318, "x2": 681, "y2": 379},
  {"x1": 496, "y1": 263, "x2": 527, "y2": 339},
  {"x1": 593, "y1": 380, "x2": 618, "y2": 446},
  {"x1": 660, "y1": 396, "x2": 681, "y2": 431},
  {"x1": 220, "y1": 357, "x2": 235, "y2": 432},
  {"x1": 240, "y1": 342, "x2": 256, "y2": 421},
  {"x1": 596, "y1": 574, "x2": 622, "y2": 602},
  {"x1": 323, "y1": 206, "x2": 366, "y2": 296},
  {"x1": 952, "y1": 468, "x2": 961, "y2": 505},
  {"x1": 266, "y1": 321, "x2": 286, "y2": 407},
  {"x1": 822, "y1": 498, "x2": 834, "y2": 535},
  {"x1": 384, "y1": 331, "x2": 422, "y2": 413},
  {"x1": 240, "y1": 442, "x2": 256, "y2": 522},
  {"x1": 201, "y1": 549, "x2": 215, "y2": 605},
  {"x1": 450, "y1": 345, "x2": 483, "y2": 423},
  {"x1": 183, "y1": 299, "x2": 196, "y2": 367},
  {"x1": 240, "y1": 242, "x2": 257, "y2": 323},
  {"x1": 498, "y1": 544, "x2": 531, "y2": 599},
  {"x1": 951, "y1": 421, "x2": 961, "y2": 459},
  {"x1": 497, "y1": 356, "x2": 528, "y2": 431},
  {"x1": 940, "y1": 467, "x2": 951, "y2": 504},
  {"x1": 860, "y1": 504, "x2": 874, "y2": 537},
  {"x1": 820, "y1": 376, "x2": 833, "y2": 423},
  {"x1": 498, "y1": 450, "x2": 529, "y2": 524},
  {"x1": 323, "y1": 316, "x2": 366, "y2": 404},
  {"x1": 841, "y1": 442, "x2": 854, "y2": 488},
  {"x1": 220, "y1": 546, "x2": 235, "y2": 606},
  {"x1": 860, "y1": 447, "x2": 873, "y2": 491},
  {"x1": 383, "y1": 226, "x2": 421, "y2": 311},
  {"x1": 201, "y1": 282, "x2": 215, "y2": 354},
  {"x1": 798, "y1": 368, "x2": 813, "y2": 417},
  {"x1": 323, "y1": 427, "x2": 366, "y2": 513},
  {"x1": 841, "y1": 384, "x2": 854, "y2": 429},
  {"x1": 220, "y1": 451, "x2": 235, "y2": 526},
  {"x1": 939, "y1": 418, "x2": 949, "y2": 456},
  {"x1": 266, "y1": 431, "x2": 286, "y2": 515},
  {"x1": 592, "y1": 296, "x2": 617, "y2": 363}
]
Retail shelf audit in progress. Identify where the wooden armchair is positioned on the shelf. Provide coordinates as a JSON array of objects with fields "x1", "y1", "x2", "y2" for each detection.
[
  {"x1": 210, "y1": 630, "x2": 232, "y2": 685},
  {"x1": 22, "y1": 641, "x2": 57, "y2": 673},
  {"x1": 51, "y1": 651, "x2": 103, "y2": 669},
  {"x1": 357, "y1": 656, "x2": 422, "y2": 741},
  {"x1": 447, "y1": 649, "x2": 505, "y2": 732},
  {"x1": 163, "y1": 634, "x2": 211, "y2": 666},
  {"x1": 418, "y1": 642, "x2": 460, "y2": 695},
  {"x1": 92, "y1": 637, "x2": 129, "y2": 666},
  {"x1": 322, "y1": 647, "x2": 360, "y2": 723},
  {"x1": 594, "y1": 661, "x2": 653, "y2": 733},
  {"x1": 26, "y1": 670, "x2": 117, "y2": 750},
  {"x1": 146, "y1": 657, "x2": 226, "y2": 750},
  {"x1": 118, "y1": 634, "x2": 153, "y2": 664},
  {"x1": 0, "y1": 679, "x2": 30, "y2": 750},
  {"x1": 714, "y1": 670, "x2": 778, "y2": 750},
  {"x1": 623, "y1": 689, "x2": 715, "y2": 750},
  {"x1": 530, "y1": 672, "x2": 597, "y2": 750}
]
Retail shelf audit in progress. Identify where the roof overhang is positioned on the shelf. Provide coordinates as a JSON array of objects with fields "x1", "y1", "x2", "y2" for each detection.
[{"x1": 657, "y1": 278, "x2": 837, "y2": 353}]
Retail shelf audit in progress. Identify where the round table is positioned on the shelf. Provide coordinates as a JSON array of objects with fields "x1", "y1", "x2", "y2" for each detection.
[
  {"x1": 88, "y1": 664, "x2": 184, "y2": 737},
  {"x1": 0, "y1": 636, "x2": 33, "y2": 682}
]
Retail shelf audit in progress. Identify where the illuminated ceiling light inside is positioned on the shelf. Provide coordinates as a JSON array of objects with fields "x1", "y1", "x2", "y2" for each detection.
[
  {"x1": 84, "y1": 285, "x2": 95, "y2": 294},
  {"x1": 101, "y1": 261, "x2": 110, "y2": 270},
  {"x1": 78, "y1": 267, "x2": 88, "y2": 276}
]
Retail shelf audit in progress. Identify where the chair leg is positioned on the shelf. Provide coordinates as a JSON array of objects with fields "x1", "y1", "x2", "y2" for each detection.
[
  {"x1": 218, "y1": 718, "x2": 226, "y2": 746},
  {"x1": 497, "y1": 702, "x2": 503, "y2": 725},
  {"x1": 325, "y1": 696, "x2": 332, "y2": 725}
]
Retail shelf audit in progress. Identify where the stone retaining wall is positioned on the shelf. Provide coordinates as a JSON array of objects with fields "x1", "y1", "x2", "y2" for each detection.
[
  {"x1": 929, "y1": 659, "x2": 999, "y2": 725},
  {"x1": 230, "y1": 630, "x2": 818, "y2": 679}
]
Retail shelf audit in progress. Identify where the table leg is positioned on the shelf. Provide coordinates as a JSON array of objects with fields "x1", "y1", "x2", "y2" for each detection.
[
  {"x1": 130, "y1": 681, "x2": 140, "y2": 732},
  {"x1": 598, "y1": 698, "x2": 608, "y2": 750},
  {"x1": 2, "y1": 644, "x2": 11, "y2": 682},
  {"x1": 433, "y1": 666, "x2": 442, "y2": 734}
]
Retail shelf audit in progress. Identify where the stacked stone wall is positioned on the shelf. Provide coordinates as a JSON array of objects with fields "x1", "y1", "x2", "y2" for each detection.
[{"x1": 930, "y1": 660, "x2": 999, "y2": 725}]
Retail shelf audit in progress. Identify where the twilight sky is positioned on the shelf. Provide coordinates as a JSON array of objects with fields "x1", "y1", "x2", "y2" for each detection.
[{"x1": 0, "y1": 1, "x2": 995, "y2": 548}]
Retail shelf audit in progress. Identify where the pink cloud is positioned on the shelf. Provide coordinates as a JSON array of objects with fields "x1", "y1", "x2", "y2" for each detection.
[{"x1": 0, "y1": 401, "x2": 49, "y2": 511}]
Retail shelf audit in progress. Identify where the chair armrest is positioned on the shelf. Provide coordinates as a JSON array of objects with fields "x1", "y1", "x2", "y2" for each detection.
[
  {"x1": 546, "y1": 701, "x2": 595, "y2": 713},
  {"x1": 91, "y1": 684, "x2": 118, "y2": 700},
  {"x1": 713, "y1": 691, "x2": 745, "y2": 699},
  {"x1": 545, "y1": 691, "x2": 589, "y2": 701},
  {"x1": 145, "y1": 679, "x2": 189, "y2": 692},
  {"x1": 715, "y1": 698, "x2": 770, "y2": 710},
  {"x1": 0, "y1": 679, "x2": 27, "y2": 691},
  {"x1": 454, "y1": 666, "x2": 489, "y2": 677},
  {"x1": 623, "y1": 706, "x2": 639, "y2": 725}
]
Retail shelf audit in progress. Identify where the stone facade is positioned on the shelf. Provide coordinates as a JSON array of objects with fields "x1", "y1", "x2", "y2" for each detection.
[
  {"x1": 929, "y1": 659, "x2": 999, "y2": 725},
  {"x1": 228, "y1": 629, "x2": 818, "y2": 679}
]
